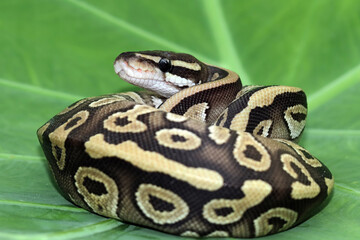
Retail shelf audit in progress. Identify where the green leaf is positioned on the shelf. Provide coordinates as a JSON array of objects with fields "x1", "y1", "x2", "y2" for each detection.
[{"x1": 1, "y1": 0, "x2": 359, "y2": 239}]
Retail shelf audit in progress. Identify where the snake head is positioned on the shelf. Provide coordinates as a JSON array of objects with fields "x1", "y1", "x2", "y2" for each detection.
[{"x1": 114, "y1": 51, "x2": 208, "y2": 97}]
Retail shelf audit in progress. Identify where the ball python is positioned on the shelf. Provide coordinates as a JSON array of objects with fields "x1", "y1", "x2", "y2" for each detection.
[{"x1": 37, "y1": 50, "x2": 334, "y2": 238}]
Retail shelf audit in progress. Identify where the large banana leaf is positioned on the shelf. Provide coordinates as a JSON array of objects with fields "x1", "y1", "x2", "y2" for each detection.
[{"x1": 0, "y1": 0, "x2": 359, "y2": 239}]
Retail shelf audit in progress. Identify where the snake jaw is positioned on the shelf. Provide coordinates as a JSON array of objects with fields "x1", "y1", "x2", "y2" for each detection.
[
  {"x1": 164, "y1": 73, "x2": 196, "y2": 88},
  {"x1": 114, "y1": 57, "x2": 181, "y2": 97},
  {"x1": 118, "y1": 57, "x2": 163, "y2": 80}
]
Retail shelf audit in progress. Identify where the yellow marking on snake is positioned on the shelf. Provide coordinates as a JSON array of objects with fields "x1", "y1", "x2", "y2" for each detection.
[
  {"x1": 233, "y1": 133, "x2": 271, "y2": 171},
  {"x1": 281, "y1": 153, "x2": 320, "y2": 199},
  {"x1": 183, "y1": 102, "x2": 209, "y2": 121},
  {"x1": 135, "y1": 53, "x2": 161, "y2": 63},
  {"x1": 172, "y1": 60, "x2": 201, "y2": 71},
  {"x1": 202, "y1": 180, "x2": 272, "y2": 224},
  {"x1": 37, "y1": 122, "x2": 50, "y2": 144},
  {"x1": 89, "y1": 96, "x2": 127, "y2": 107},
  {"x1": 325, "y1": 177, "x2": 334, "y2": 195},
  {"x1": 253, "y1": 119, "x2": 273, "y2": 137},
  {"x1": 75, "y1": 166, "x2": 119, "y2": 219},
  {"x1": 276, "y1": 139, "x2": 322, "y2": 168},
  {"x1": 216, "y1": 108, "x2": 228, "y2": 127},
  {"x1": 254, "y1": 207, "x2": 298, "y2": 237},
  {"x1": 85, "y1": 134, "x2": 224, "y2": 191},
  {"x1": 235, "y1": 85, "x2": 261, "y2": 99},
  {"x1": 206, "y1": 231, "x2": 229, "y2": 237},
  {"x1": 120, "y1": 92, "x2": 146, "y2": 104},
  {"x1": 284, "y1": 104, "x2": 307, "y2": 139},
  {"x1": 155, "y1": 128, "x2": 202, "y2": 150},
  {"x1": 49, "y1": 110, "x2": 89, "y2": 170},
  {"x1": 211, "y1": 72, "x2": 220, "y2": 81},
  {"x1": 104, "y1": 105, "x2": 158, "y2": 133},
  {"x1": 57, "y1": 98, "x2": 90, "y2": 115},
  {"x1": 166, "y1": 112, "x2": 188, "y2": 122},
  {"x1": 181, "y1": 231, "x2": 200, "y2": 237},
  {"x1": 208, "y1": 125, "x2": 231, "y2": 145},
  {"x1": 136, "y1": 184, "x2": 189, "y2": 224}
]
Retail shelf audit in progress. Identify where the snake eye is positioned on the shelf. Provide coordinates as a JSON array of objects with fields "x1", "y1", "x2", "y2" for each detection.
[{"x1": 158, "y1": 58, "x2": 172, "y2": 72}]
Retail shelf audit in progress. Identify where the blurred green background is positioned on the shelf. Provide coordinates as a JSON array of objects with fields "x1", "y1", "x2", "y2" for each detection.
[{"x1": 0, "y1": 0, "x2": 359, "y2": 239}]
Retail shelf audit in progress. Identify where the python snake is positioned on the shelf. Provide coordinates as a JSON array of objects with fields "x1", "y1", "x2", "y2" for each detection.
[{"x1": 37, "y1": 51, "x2": 334, "y2": 238}]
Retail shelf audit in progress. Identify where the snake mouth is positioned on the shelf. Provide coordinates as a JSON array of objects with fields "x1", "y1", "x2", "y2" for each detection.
[
  {"x1": 115, "y1": 57, "x2": 164, "y2": 83},
  {"x1": 114, "y1": 55, "x2": 181, "y2": 97}
]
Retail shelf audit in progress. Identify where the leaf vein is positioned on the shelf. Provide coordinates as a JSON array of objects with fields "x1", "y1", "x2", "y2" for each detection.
[
  {"x1": 0, "y1": 199, "x2": 85, "y2": 212},
  {"x1": 0, "y1": 78, "x2": 83, "y2": 101},
  {"x1": 308, "y1": 62, "x2": 360, "y2": 113},
  {"x1": 335, "y1": 183, "x2": 360, "y2": 196},
  {"x1": 0, "y1": 153, "x2": 45, "y2": 161},
  {"x1": 305, "y1": 128, "x2": 360, "y2": 136},
  {"x1": 0, "y1": 219, "x2": 123, "y2": 240}
]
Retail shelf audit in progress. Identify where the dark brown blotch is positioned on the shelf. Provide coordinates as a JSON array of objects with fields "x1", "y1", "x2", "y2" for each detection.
[
  {"x1": 243, "y1": 145, "x2": 262, "y2": 161},
  {"x1": 83, "y1": 177, "x2": 108, "y2": 196},
  {"x1": 115, "y1": 117, "x2": 131, "y2": 126},
  {"x1": 171, "y1": 134, "x2": 187, "y2": 142},
  {"x1": 149, "y1": 195, "x2": 175, "y2": 212},
  {"x1": 299, "y1": 149, "x2": 314, "y2": 159},
  {"x1": 54, "y1": 145, "x2": 62, "y2": 162},
  {"x1": 290, "y1": 112, "x2": 306, "y2": 122},
  {"x1": 214, "y1": 207, "x2": 234, "y2": 217},
  {"x1": 64, "y1": 117, "x2": 81, "y2": 130}
]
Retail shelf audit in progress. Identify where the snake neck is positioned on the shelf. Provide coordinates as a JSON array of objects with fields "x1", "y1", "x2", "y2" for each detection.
[
  {"x1": 160, "y1": 65, "x2": 242, "y2": 124},
  {"x1": 205, "y1": 65, "x2": 236, "y2": 82}
]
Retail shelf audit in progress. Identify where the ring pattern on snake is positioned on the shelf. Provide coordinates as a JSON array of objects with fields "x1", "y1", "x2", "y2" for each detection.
[{"x1": 37, "y1": 50, "x2": 334, "y2": 238}]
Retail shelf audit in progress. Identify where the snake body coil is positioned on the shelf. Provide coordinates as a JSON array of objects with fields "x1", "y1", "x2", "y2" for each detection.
[{"x1": 37, "y1": 51, "x2": 333, "y2": 238}]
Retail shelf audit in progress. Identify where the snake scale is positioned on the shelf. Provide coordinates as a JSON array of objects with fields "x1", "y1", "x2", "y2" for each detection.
[{"x1": 37, "y1": 51, "x2": 334, "y2": 238}]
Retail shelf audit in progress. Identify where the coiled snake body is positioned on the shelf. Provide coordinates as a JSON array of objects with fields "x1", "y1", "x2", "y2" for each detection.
[{"x1": 37, "y1": 51, "x2": 333, "y2": 238}]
